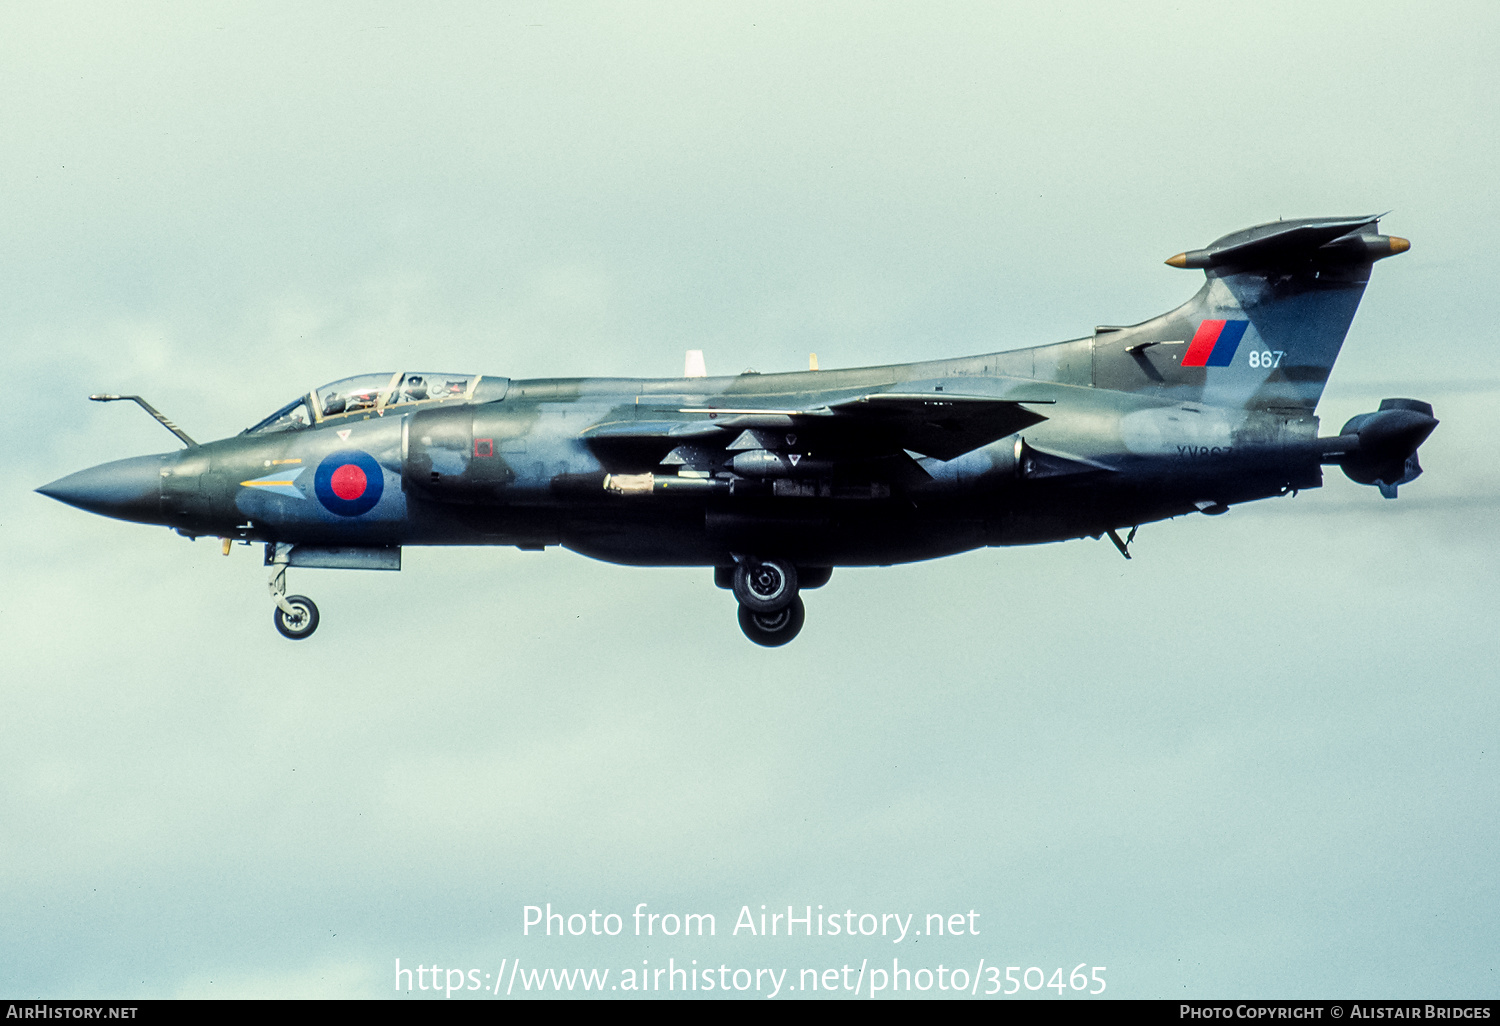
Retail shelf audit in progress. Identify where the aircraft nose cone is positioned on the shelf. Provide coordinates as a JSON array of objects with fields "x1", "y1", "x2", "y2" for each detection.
[{"x1": 36, "y1": 454, "x2": 164, "y2": 523}]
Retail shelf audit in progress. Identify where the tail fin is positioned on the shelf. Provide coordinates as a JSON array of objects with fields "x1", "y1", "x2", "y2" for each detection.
[{"x1": 1090, "y1": 215, "x2": 1409, "y2": 411}]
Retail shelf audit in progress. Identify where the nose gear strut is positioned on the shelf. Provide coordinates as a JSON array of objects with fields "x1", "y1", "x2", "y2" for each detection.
[{"x1": 267, "y1": 543, "x2": 320, "y2": 639}]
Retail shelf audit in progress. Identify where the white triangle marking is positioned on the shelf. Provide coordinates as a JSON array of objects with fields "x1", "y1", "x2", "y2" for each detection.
[{"x1": 337, "y1": 429, "x2": 351, "y2": 441}]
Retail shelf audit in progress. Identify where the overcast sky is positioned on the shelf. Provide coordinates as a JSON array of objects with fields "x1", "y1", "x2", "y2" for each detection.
[{"x1": 2, "y1": 1, "x2": 1497, "y2": 999}]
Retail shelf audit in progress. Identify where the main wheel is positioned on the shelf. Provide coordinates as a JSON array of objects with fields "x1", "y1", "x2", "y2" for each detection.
[
  {"x1": 738, "y1": 595, "x2": 806, "y2": 647},
  {"x1": 732, "y1": 558, "x2": 798, "y2": 613},
  {"x1": 273, "y1": 595, "x2": 320, "y2": 640}
]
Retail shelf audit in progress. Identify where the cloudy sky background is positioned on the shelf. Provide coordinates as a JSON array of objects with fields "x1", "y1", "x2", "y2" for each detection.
[{"x1": 2, "y1": 1, "x2": 1496, "y2": 998}]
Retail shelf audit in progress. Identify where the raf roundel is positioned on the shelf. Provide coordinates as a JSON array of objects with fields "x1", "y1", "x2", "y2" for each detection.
[{"x1": 314, "y1": 450, "x2": 384, "y2": 516}]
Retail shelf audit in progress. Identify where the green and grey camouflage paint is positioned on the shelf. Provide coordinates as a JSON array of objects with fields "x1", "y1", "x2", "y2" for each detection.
[{"x1": 37, "y1": 216, "x2": 1437, "y2": 644}]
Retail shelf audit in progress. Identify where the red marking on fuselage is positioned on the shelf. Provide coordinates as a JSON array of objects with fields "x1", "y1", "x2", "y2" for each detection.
[
  {"x1": 1181, "y1": 319, "x2": 1226, "y2": 368},
  {"x1": 330, "y1": 464, "x2": 367, "y2": 500}
]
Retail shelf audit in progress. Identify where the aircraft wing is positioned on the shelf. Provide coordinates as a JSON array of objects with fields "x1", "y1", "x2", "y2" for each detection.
[
  {"x1": 581, "y1": 393, "x2": 1053, "y2": 468},
  {"x1": 819, "y1": 392, "x2": 1053, "y2": 461}
]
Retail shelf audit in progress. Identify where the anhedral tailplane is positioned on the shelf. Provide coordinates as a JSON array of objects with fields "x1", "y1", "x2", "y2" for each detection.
[{"x1": 1027, "y1": 215, "x2": 1410, "y2": 412}]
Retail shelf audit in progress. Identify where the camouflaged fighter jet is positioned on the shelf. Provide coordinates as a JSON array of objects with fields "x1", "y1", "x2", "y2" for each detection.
[{"x1": 38, "y1": 215, "x2": 1437, "y2": 645}]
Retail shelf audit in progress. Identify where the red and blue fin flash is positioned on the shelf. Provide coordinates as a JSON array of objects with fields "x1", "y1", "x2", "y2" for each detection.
[{"x1": 1182, "y1": 319, "x2": 1250, "y2": 368}]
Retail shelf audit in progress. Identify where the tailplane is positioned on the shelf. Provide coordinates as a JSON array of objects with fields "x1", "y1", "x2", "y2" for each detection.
[{"x1": 1089, "y1": 215, "x2": 1409, "y2": 412}]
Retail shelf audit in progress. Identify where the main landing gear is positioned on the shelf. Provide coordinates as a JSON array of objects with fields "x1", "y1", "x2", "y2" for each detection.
[
  {"x1": 268, "y1": 547, "x2": 320, "y2": 640},
  {"x1": 720, "y1": 557, "x2": 828, "y2": 646},
  {"x1": 738, "y1": 596, "x2": 805, "y2": 647}
]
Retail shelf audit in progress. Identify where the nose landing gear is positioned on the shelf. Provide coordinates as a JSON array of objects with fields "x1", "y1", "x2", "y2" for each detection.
[
  {"x1": 268, "y1": 546, "x2": 320, "y2": 639},
  {"x1": 273, "y1": 594, "x2": 320, "y2": 639}
]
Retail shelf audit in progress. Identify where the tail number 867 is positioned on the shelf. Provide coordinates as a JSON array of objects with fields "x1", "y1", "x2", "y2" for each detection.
[{"x1": 1247, "y1": 349, "x2": 1286, "y2": 368}]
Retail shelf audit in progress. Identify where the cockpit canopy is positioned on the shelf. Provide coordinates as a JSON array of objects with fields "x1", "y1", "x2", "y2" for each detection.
[{"x1": 245, "y1": 372, "x2": 508, "y2": 435}]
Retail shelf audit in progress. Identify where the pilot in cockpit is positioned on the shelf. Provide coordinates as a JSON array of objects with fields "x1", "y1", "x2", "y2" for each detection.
[{"x1": 402, "y1": 375, "x2": 429, "y2": 402}]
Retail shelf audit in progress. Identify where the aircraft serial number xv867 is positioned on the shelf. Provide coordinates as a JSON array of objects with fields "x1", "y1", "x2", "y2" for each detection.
[{"x1": 40, "y1": 215, "x2": 1437, "y2": 645}]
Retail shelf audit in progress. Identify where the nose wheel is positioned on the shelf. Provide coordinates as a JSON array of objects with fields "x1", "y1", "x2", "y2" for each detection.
[
  {"x1": 273, "y1": 595, "x2": 320, "y2": 639},
  {"x1": 268, "y1": 546, "x2": 321, "y2": 639}
]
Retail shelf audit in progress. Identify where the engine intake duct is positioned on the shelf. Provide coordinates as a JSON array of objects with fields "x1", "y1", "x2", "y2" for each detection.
[
  {"x1": 403, "y1": 405, "x2": 477, "y2": 501},
  {"x1": 1320, "y1": 398, "x2": 1438, "y2": 498}
]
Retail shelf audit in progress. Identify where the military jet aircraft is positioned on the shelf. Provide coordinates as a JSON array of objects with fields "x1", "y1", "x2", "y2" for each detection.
[{"x1": 38, "y1": 214, "x2": 1437, "y2": 645}]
